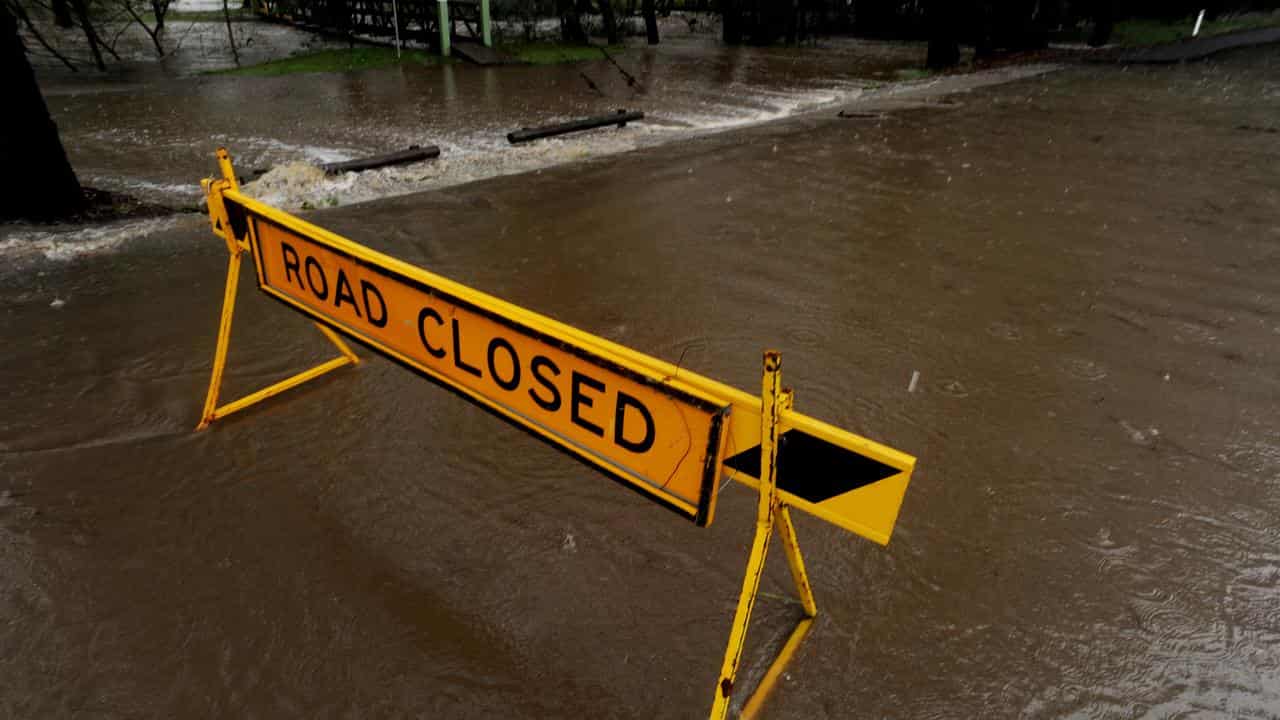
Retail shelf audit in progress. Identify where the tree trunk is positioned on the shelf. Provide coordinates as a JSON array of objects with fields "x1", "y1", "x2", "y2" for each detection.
[
  {"x1": 642, "y1": 0, "x2": 658, "y2": 44},
  {"x1": 223, "y1": 0, "x2": 240, "y2": 65},
  {"x1": 52, "y1": 0, "x2": 74, "y2": 28},
  {"x1": 1, "y1": 2, "x2": 83, "y2": 220},
  {"x1": 559, "y1": 0, "x2": 586, "y2": 43},
  {"x1": 1087, "y1": 0, "x2": 1113, "y2": 47},
  {"x1": 925, "y1": 0, "x2": 960, "y2": 68},
  {"x1": 152, "y1": 0, "x2": 169, "y2": 31},
  {"x1": 721, "y1": 0, "x2": 741, "y2": 44},
  {"x1": 598, "y1": 0, "x2": 617, "y2": 44},
  {"x1": 69, "y1": 0, "x2": 106, "y2": 70}
]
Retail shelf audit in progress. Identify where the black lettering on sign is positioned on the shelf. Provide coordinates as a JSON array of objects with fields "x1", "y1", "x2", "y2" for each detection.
[
  {"x1": 417, "y1": 307, "x2": 446, "y2": 358},
  {"x1": 486, "y1": 337, "x2": 521, "y2": 391},
  {"x1": 282, "y1": 242, "x2": 303, "y2": 288},
  {"x1": 304, "y1": 257, "x2": 329, "y2": 301},
  {"x1": 361, "y1": 280, "x2": 387, "y2": 328},
  {"x1": 333, "y1": 269, "x2": 361, "y2": 318},
  {"x1": 571, "y1": 371, "x2": 605, "y2": 438},
  {"x1": 614, "y1": 392, "x2": 655, "y2": 453},
  {"x1": 452, "y1": 318, "x2": 482, "y2": 378},
  {"x1": 528, "y1": 355, "x2": 561, "y2": 411}
]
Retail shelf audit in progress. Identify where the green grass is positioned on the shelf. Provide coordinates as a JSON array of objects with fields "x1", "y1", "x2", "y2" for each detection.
[
  {"x1": 893, "y1": 68, "x2": 933, "y2": 81},
  {"x1": 499, "y1": 42, "x2": 626, "y2": 65},
  {"x1": 1112, "y1": 12, "x2": 1280, "y2": 47},
  {"x1": 209, "y1": 47, "x2": 448, "y2": 76}
]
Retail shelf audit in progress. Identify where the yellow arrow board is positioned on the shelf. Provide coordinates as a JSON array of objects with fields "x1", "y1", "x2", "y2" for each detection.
[
  {"x1": 224, "y1": 191, "x2": 731, "y2": 525},
  {"x1": 554, "y1": 334, "x2": 917, "y2": 545}
]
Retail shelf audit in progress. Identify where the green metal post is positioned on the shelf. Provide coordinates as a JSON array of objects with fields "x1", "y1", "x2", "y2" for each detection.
[
  {"x1": 480, "y1": 0, "x2": 491, "y2": 47},
  {"x1": 437, "y1": 0, "x2": 450, "y2": 57}
]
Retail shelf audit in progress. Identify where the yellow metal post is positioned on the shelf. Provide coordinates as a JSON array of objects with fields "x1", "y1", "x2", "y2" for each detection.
[
  {"x1": 195, "y1": 148, "x2": 360, "y2": 430},
  {"x1": 738, "y1": 503, "x2": 817, "y2": 719},
  {"x1": 197, "y1": 249, "x2": 245, "y2": 430},
  {"x1": 775, "y1": 505, "x2": 817, "y2": 618},
  {"x1": 711, "y1": 376, "x2": 822, "y2": 719},
  {"x1": 710, "y1": 350, "x2": 784, "y2": 720}
]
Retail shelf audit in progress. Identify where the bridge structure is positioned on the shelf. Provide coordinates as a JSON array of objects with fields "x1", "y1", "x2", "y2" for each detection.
[{"x1": 256, "y1": 0, "x2": 493, "y2": 59}]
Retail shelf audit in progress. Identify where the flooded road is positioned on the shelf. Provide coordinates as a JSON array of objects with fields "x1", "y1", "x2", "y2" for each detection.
[
  {"x1": 4, "y1": 45, "x2": 1280, "y2": 718},
  {"x1": 34, "y1": 33, "x2": 922, "y2": 210}
]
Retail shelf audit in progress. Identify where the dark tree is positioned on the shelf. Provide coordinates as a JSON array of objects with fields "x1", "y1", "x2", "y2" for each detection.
[
  {"x1": 974, "y1": 0, "x2": 1046, "y2": 59},
  {"x1": 1, "y1": 2, "x2": 83, "y2": 220},
  {"x1": 925, "y1": 0, "x2": 960, "y2": 68},
  {"x1": 721, "y1": 0, "x2": 742, "y2": 44},
  {"x1": 1086, "y1": 0, "x2": 1113, "y2": 47},
  {"x1": 559, "y1": 0, "x2": 586, "y2": 43},
  {"x1": 598, "y1": 0, "x2": 618, "y2": 44},
  {"x1": 642, "y1": 0, "x2": 658, "y2": 44},
  {"x1": 69, "y1": 0, "x2": 107, "y2": 69},
  {"x1": 52, "y1": 0, "x2": 74, "y2": 27}
]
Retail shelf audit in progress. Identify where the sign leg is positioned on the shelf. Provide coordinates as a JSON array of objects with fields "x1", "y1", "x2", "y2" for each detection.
[
  {"x1": 738, "y1": 505, "x2": 818, "y2": 719},
  {"x1": 196, "y1": 251, "x2": 244, "y2": 430},
  {"x1": 776, "y1": 505, "x2": 817, "y2": 618},
  {"x1": 196, "y1": 147, "x2": 359, "y2": 430},
  {"x1": 710, "y1": 351, "x2": 784, "y2": 720}
]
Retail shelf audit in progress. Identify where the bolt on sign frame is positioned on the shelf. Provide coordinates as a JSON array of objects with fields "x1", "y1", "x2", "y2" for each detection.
[{"x1": 197, "y1": 149, "x2": 917, "y2": 718}]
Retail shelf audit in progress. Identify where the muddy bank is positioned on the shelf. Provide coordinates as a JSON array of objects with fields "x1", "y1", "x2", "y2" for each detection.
[{"x1": 3, "y1": 45, "x2": 1280, "y2": 718}]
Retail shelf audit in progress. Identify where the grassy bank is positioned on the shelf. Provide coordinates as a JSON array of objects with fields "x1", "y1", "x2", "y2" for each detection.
[
  {"x1": 210, "y1": 47, "x2": 448, "y2": 76},
  {"x1": 498, "y1": 42, "x2": 627, "y2": 64},
  {"x1": 1113, "y1": 11, "x2": 1280, "y2": 47}
]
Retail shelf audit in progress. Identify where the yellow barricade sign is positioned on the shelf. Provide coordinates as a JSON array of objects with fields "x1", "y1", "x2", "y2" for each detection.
[
  {"x1": 197, "y1": 148, "x2": 919, "y2": 720},
  {"x1": 234, "y1": 192, "x2": 730, "y2": 525},
  {"x1": 198, "y1": 156, "x2": 914, "y2": 541}
]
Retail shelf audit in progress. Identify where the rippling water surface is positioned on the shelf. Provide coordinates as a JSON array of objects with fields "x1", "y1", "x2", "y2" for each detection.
[{"x1": 2, "y1": 42, "x2": 1279, "y2": 719}]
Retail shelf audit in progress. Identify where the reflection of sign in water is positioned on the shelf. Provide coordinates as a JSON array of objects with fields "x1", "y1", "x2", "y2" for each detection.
[{"x1": 237, "y1": 196, "x2": 731, "y2": 526}]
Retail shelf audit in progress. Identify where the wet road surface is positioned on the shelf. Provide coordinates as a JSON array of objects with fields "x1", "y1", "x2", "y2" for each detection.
[{"x1": 3, "y1": 46, "x2": 1280, "y2": 718}]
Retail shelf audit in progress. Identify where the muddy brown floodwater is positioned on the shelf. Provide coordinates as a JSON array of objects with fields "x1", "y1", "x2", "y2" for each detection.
[{"x1": 3, "y1": 46, "x2": 1280, "y2": 718}]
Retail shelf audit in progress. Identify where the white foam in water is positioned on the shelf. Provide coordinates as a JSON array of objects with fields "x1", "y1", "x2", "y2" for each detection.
[
  {"x1": 16, "y1": 78, "x2": 871, "y2": 263},
  {"x1": 0, "y1": 217, "x2": 184, "y2": 263},
  {"x1": 84, "y1": 175, "x2": 203, "y2": 201},
  {"x1": 238, "y1": 82, "x2": 866, "y2": 212},
  {"x1": 241, "y1": 126, "x2": 661, "y2": 210},
  {"x1": 212, "y1": 135, "x2": 362, "y2": 166}
]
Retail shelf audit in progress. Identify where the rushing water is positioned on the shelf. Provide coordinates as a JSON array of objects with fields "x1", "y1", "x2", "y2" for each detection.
[
  {"x1": 12, "y1": 24, "x2": 930, "y2": 263},
  {"x1": 30, "y1": 29, "x2": 920, "y2": 208},
  {"x1": 3, "y1": 42, "x2": 1280, "y2": 719}
]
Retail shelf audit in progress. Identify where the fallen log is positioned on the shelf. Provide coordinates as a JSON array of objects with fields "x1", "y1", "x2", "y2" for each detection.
[
  {"x1": 508, "y1": 110, "x2": 644, "y2": 144},
  {"x1": 247, "y1": 145, "x2": 441, "y2": 180},
  {"x1": 320, "y1": 145, "x2": 440, "y2": 175}
]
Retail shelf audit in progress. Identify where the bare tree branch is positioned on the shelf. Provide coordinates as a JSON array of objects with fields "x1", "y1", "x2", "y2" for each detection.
[
  {"x1": 6, "y1": 0, "x2": 78, "y2": 70},
  {"x1": 120, "y1": 0, "x2": 165, "y2": 56}
]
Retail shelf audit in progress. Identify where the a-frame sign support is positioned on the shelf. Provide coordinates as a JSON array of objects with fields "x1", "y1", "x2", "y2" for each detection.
[
  {"x1": 195, "y1": 149, "x2": 359, "y2": 431},
  {"x1": 193, "y1": 149, "x2": 917, "y2": 718},
  {"x1": 710, "y1": 351, "x2": 819, "y2": 720}
]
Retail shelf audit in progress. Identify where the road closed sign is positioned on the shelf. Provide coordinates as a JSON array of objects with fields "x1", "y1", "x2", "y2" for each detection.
[
  {"x1": 200, "y1": 148, "x2": 917, "y2": 720},
  {"x1": 226, "y1": 192, "x2": 731, "y2": 525}
]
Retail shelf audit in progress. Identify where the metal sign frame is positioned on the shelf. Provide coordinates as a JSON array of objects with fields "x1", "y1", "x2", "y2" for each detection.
[
  {"x1": 196, "y1": 149, "x2": 918, "y2": 719},
  {"x1": 240, "y1": 206, "x2": 730, "y2": 524},
  {"x1": 199, "y1": 150, "x2": 729, "y2": 526}
]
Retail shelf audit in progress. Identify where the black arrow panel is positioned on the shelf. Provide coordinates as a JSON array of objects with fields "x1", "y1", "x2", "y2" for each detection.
[{"x1": 724, "y1": 429, "x2": 900, "y2": 504}]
